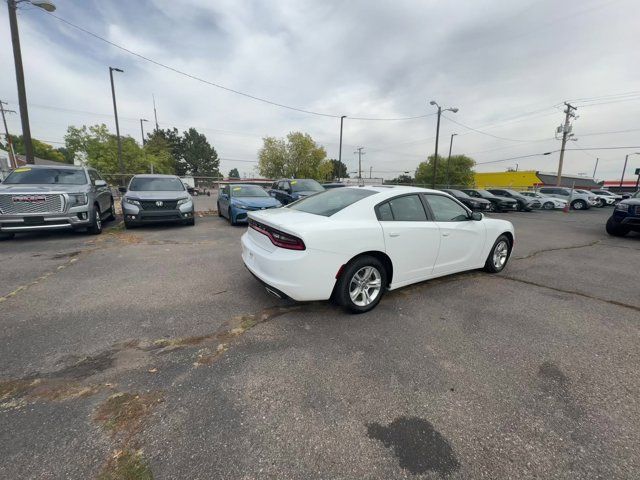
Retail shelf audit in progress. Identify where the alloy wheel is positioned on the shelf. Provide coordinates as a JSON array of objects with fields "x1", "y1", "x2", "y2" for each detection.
[
  {"x1": 349, "y1": 266, "x2": 382, "y2": 307},
  {"x1": 492, "y1": 240, "x2": 509, "y2": 269}
]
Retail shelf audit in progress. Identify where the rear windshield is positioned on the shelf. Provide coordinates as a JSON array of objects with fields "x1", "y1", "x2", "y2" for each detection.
[
  {"x1": 288, "y1": 188, "x2": 376, "y2": 216},
  {"x1": 4, "y1": 167, "x2": 87, "y2": 185},
  {"x1": 230, "y1": 185, "x2": 269, "y2": 197},
  {"x1": 290, "y1": 179, "x2": 324, "y2": 192},
  {"x1": 129, "y1": 177, "x2": 185, "y2": 191}
]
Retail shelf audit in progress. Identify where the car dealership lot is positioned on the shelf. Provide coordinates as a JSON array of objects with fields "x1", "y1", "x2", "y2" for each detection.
[{"x1": 1, "y1": 209, "x2": 639, "y2": 479}]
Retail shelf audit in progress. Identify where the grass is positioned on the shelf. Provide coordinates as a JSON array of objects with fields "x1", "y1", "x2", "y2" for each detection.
[
  {"x1": 98, "y1": 449, "x2": 153, "y2": 480},
  {"x1": 94, "y1": 392, "x2": 163, "y2": 436}
]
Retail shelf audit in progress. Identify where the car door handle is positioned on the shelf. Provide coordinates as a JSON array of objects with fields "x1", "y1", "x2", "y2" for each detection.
[
  {"x1": 388, "y1": 232, "x2": 400, "y2": 237},
  {"x1": 442, "y1": 232, "x2": 450, "y2": 237}
]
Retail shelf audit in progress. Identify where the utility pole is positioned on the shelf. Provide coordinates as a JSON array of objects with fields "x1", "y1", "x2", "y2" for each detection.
[
  {"x1": 152, "y1": 94, "x2": 159, "y2": 131},
  {"x1": 555, "y1": 102, "x2": 577, "y2": 186},
  {"x1": 0, "y1": 101, "x2": 17, "y2": 168},
  {"x1": 8, "y1": 0, "x2": 34, "y2": 163},
  {"x1": 619, "y1": 153, "x2": 640, "y2": 188},
  {"x1": 354, "y1": 147, "x2": 365, "y2": 182},
  {"x1": 369, "y1": 166, "x2": 372, "y2": 178},
  {"x1": 109, "y1": 67, "x2": 124, "y2": 174},
  {"x1": 338, "y1": 116, "x2": 346, "y2": 173},
  {"x1": 592, "y1": 157, "x2": 599, "y2": 179},
  {"x1": 445, "y1": 133, "x2": 457, "y2": 188},
  {"x1": 429, "y1": 100, "x2": 458, "y2": 189}
]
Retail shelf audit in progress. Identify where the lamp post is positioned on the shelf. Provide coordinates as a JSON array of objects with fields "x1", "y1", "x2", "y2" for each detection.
[
  {"x1": 445, "y1": 133, "x2": 457, "y2": 188},
  {"x1": 7, "y1": 0, "x2": 56, "y2": 164},
  {"x1": 109, "y1": 67, "x2": 124, "y2": 175},
  {"x1": 338, "y1": 115, "x2": 346, "y2": 173},
  {"x1": 140, "y1": 118, "x2": 149, "y2": 145},
  {"x1": 620, "y1": 152, "x2": 640, "y2": 188},
  {"x1": 429, "y1": 100, "x2": 458, "y2": 189}
]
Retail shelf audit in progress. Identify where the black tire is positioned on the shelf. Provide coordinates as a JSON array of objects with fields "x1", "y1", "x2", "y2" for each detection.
[
  {"x1": 335, "y1": 255, "x2": 387, "y2": 314},
  {"x1": 606, "y1": 217, "x2": 630, "y2": 237},
  {"x1": 217, "y1": 202, "x2": 222, "y2": 218},
  {"x1": 572, "y1": 199, "x2": 587, "y2": 210},
  {"x1": 484, "y1": 234, "x2": 512, "y2": 273},
  {"x1": 106, "y1": 198, "x2": 116, "y2": 221},
  {"x1": 124, "y1": 220, "x2": 135, "y2": 229},
  {"x1": 543, "y1": 201, "x2": 554, "y2": 210},
  {"x1": 228, "y1": 207, "x2": 237, "y2": 226},
  {"x1": 87, "y1": 205, "x2": 103, "y2": 235},
  {"x1": 597, "y1": 198, "x2": 606, "y2": 208},
  {"x1": 185, "y1": 216, "x2": 195, "y2": 226},
  {"x1": 0, "y1": 232, "x2": 15, "y2": 241}
]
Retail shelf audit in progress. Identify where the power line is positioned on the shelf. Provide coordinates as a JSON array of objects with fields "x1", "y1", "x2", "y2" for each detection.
[
  {"x1": 441, "y1": 115, "x2": 533, "y2": 142},
  {"x1": 41, "y1": 11, "x2": 437, "y2": 122}
]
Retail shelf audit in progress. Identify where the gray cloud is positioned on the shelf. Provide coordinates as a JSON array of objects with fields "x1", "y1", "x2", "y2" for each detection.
[{"x1": 1, "y1": 0, "x2": 639, "y2": 180}]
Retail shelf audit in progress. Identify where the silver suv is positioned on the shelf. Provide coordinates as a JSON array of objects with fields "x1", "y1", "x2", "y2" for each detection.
[
  {"x1": 538, "y1": 187, "x2": 597, "y2": 210},
  {"x1": 0, "y1": 165, "x2": 114, "y2": 239}
]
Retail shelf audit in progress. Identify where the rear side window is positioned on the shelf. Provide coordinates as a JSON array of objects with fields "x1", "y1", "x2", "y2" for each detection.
[
  {"x1": 287, "y1": 188, "x2": 376, "y2": 217},
  {"x1": 387, "y1": 195, "x2": 428, "y2": 221},
  {"x1": 425, "y1": 194, "x2": 469, "y2": 222},
  {"x1": 377, "y1": 202, "x2": 394, "y2": 221}
]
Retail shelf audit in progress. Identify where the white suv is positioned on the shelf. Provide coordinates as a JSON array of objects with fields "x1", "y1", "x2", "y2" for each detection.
[{"x1": 538, "y1": 187, "x2": 597, "y2": 210}]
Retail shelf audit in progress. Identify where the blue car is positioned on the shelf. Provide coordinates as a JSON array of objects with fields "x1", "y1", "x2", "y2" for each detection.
[{"x1": 217, "y1": 184, "x2": 281, "y2": 225}]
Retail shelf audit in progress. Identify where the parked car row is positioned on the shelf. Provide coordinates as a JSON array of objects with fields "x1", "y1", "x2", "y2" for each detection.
[{"x1": 0, "y1": 166, "x2": 195, "y2": 239}]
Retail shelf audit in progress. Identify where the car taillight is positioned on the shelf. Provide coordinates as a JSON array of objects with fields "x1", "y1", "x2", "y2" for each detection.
[{"x1": 249, "y1": 219, "x2": 306, "y2": 250}]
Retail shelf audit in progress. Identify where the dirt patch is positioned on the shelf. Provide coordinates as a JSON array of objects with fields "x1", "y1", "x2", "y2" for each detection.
[
  {"x1": 50, "y1": 250, "x2": 82, "y2": 260},
  {"x1": 0, "y1": 377, "x2": 106, "y2": 409},
  {"x1": 95, "y1": 392, "x2": 164, "y2": 437},
  {"x1": 97, "y1": 449, "x2": 153, "y2": 480}
]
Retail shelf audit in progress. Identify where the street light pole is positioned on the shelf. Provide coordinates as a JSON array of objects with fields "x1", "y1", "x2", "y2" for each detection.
[
  {"x1": 429, "y1": 101, "x2": 458, "y2": 189},
  {"x1": 620, "y1": 153, "x2": 640, "y2": 188},
  {"x1": 109, "y1": 67, "x2": 124, "y2": 174},
  {"x1": 445, "y1": 133, "x2": 457, "y2": 188},
  {"x1": 338, "y1": 116, "x2": 346, "y2": 175},
  {"x1": 140, "y1": 118, "x2": 148, "y2": 145}
]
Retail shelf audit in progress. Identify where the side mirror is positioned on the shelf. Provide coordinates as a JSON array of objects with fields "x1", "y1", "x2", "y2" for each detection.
[
  {"x1": 471, "y1": 212, "x2": 483, "y2": 221},
  {"x1": 118, "y1": 186, "x2": 127, "y2": 193},
  {"x1": 95, "y1": 179, "x2": 107, "y2": 187}
]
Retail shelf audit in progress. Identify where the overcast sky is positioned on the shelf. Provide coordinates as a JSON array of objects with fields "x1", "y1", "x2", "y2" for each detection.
[{"x1": 1, "y1": 0, "x2": 640, "y2": 180}]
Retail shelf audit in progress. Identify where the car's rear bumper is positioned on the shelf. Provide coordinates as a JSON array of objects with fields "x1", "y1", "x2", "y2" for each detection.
[{"x1": 241, "y1": 230, "x2": 339, "y2": 301}]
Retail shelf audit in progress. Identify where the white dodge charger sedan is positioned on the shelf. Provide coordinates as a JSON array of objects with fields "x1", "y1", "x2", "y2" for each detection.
[{"x1": 241, "y1": 186, "x2": 514, "y2": 313}]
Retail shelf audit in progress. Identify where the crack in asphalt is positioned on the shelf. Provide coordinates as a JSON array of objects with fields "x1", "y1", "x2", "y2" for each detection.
[
  {"x1": 512, "y1": 240, "x2": 601, "y2": 260},
  {"x1": 498, "y1": 275, "x2": 640, "y2": 313}
]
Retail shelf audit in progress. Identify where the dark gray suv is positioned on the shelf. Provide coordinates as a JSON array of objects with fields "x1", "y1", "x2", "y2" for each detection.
[
  {"x1": 120, "y1": 174, "x2": 195, "y2": 228},
  {"x1": 0, "y1": 165, "x2": 114, "y2": 239}
]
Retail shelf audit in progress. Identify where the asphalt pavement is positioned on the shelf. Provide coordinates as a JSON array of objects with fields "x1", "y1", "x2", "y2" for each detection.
[{"x1": 1, "y1": 208, "x2": 639, "y2": 479}]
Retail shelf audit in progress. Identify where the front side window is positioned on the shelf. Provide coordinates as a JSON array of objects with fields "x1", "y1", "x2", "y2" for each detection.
[
  {"x1": 288, "y1": 188, "x2": 376, "y2": 217},
  {"x1": 222, "y1": 185, "x2": 230, "y2": 196},
  {"x1": 387, "y1": 195, "x2": 428, "y2": 221},
  {"x1": 425, "y1": 194, "x2": 469, "y2": 222},
  {"x1": 129, "y1": 177, "x2": 185, "y2": 191},
  {"x1": 4, "y1": 167, "x2": 88, "y2": 185},
  {"x1": 88, "y1": 170, "x2": 100, "y2": 184}
]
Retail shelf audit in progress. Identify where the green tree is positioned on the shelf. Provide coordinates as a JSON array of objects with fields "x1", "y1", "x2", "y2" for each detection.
[
  {"x1": 388, "y1": 174, "x2": 414, "y2": 184},
  {"x1": 414, "y1": 154, "x2": 475, "y2": 188},
  {"x1": 148, "y1": 128, "x2": 184, "y2": 174},
  {"x1": 328, "y1": 159, "x2": 349, "y2": 179},
  {"x1": 180, "y1": 128, "x2": 220, "y2": 177},
  {"x1": 258, "y1": 132, "x2": 330, "y2": 180},
  {"x1": 63, "y1": 124, "x2": 175, "y2": 175},
  {"x1": 8, "y1": 135, "x2": 67, "y2": 164},
  {"x1": 229, "y1": 168, "x2": 240, "y2": 178}
]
